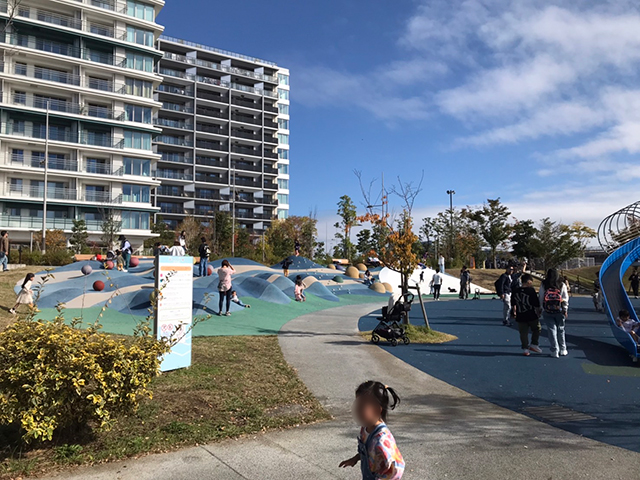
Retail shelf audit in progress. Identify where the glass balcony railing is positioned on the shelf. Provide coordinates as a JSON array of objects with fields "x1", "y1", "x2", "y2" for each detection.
[{"x1": 0, "y1": 216, "x2": 103, "y2": 231}]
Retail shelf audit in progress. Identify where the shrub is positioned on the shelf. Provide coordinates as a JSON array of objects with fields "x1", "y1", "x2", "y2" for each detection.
[
  {"x1": 42, "y1": 250, "x2": 74, "y2": 266},
  {"x1": 0, "y1": 318, "x2": 169, "y2": 443}
]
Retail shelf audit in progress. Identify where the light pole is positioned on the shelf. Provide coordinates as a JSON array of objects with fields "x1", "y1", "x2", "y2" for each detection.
[
  {"x1": 41, "y1": 101, "x2": 50, "y2": 254},
  {"x1": 446, "y1": 190, "x2": 455, "y2": 260},
  {"x1": 231, "y1": 164, "x2": 236, "y2": 257}
]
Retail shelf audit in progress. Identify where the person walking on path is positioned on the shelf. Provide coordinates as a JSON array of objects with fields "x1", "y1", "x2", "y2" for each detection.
[
  {"x1": 459, "y1": 266, "x2": 471, "y2": 300},
  {"x1": 630, "y1": 269, "x2": 640, "y2": 298},
  {"x1": 496, "y1": 266, "x2": 514, "y2": 326},
  {"x1": 9, "y1": 272, "x2": 35, "y2": 314},
  {"x1": 431, "y1": 268, "x2": 443, "y2": 300},
  {"x1": 539, "y1": 268, "x2": 569, "y2": 358},
  {"x1": 0, "y1": 230, "x2": 9, "y2": 272},
  {"x1": 339, "y1": 380, "x2": 405, "y2": 479},
  {"x1": 511, "y1": 273, "x2": 542, "y2": 356},
  {"x1": 217, "y1": 260, "x2": 235, "y2": 316},
  {"x1": 438, "y1": 255, "x2": 445, "y2": 274},
  {"x1": 198, "y1": 237, "x2": 211, "y2": 277},
  {"x1": 118, "y1": 235, "x2": 132, "y2": 272}
]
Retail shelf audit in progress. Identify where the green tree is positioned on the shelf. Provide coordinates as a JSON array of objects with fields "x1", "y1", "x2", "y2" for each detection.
[
  {"x1": 356, "y1": 229, "x2": 374, "y2": 257},
  {"x1": 511, "y1": 219, "x2": 540, "y2": 262},
  {"x1": 466, "y1": 198, "x2": 512, "y2": 269},
  {"x1": 100, "y1": 209, "x2": 121, "y2": 250},
  {"x1": 209, "y1": 211, "x2": 233, "y2": 258},
  {"x1": 265, "y1": 216, "x2": 318, "y2": 261},
  {"x1": 334, "y1": 195, "x2": 358, "y2": 260},
  {"x1": 531, "y1": 218, "x2": 583, "y2": 271},
  {"x1": 69, "y1": 219, "x2": 89, "y2": 254}
]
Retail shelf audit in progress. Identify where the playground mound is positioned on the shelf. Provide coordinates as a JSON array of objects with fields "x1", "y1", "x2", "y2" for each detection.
[{"x1": 271, "y1": 256, "x2": 324, "y2": 270}]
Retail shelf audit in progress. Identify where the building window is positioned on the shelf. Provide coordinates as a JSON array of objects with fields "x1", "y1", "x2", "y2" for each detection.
[
  {"x1": 89, "y1": 76, "x2": 111, "y2": 91},
  {"x1": 124, "y1": 131, "x2": 152, "y2": 150},
  {"x1": 278, "y1": 89, "x2": 289, "y2": 100},
  {"x1": 278, "y1": 179, "x2": 289, "y2": 190},
  {"x1": 14, "y1": 63, "x2": 27, "y2": 75},
  {"x1": 278, "y1": 118, "x2": 289, "y2": 130},
  {"x1": 278, "y1": 133, "x2": 289, "y2": 145},
  {"x1": 124, "y1": 77, "x2": 153, "y2": 98},
  {"x1": 278, "y1": 103, "x2": 289, "y2": 115},
  {"x1": 277, "y1": 73, "x2": 289, "y2": 86},
  {"x1": 13, "y1": 91, "x2": 26, "y2": 104},
  {"x1": 277, "y1": 193, "x2": 289, "y2": 204},
  {"x1": 126, "y1": 52, "x2": 154, "y2": 73},
  {"x1": 277, "y1": 209, "x2": 289, "y2": 220},
  {"x1": 278, "y1": 148, "x2": 289, "y2": 160},
  {"x1": 124, "y1": 157, "x2": 151, "y2": 176},
  {"x1": 126, "y1": 25, "x2": 154, "y2": 47},
  {"x1": 123, "y1": 184, "x2": 150, "y2": 203},
  {"x1": 122, "y1": 210, "x2": 150, "y2": 230},
  {"x1": 278, "y1": 163, "x2": 289, "y2": 174},
  {"x1": 90, "y1": 22, "x2": 112, "y2": 37},
  {"x1": 86, "y1": 158, "x2": 109, "y2": 174},
  {"x1": 127, "y1": 0, "x2": 154, "y2": 21},
  {"x1": 124, "y1": 104, "x2": 152, "y2": 123}
]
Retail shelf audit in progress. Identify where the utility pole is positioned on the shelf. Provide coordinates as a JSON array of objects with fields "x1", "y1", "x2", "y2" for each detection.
[
  {"x1": 41, "y1": 101, "x2": 50, "y2": 254},
  {"x1": 446, "y1": 190, "x2": 455, "y2": 260},
  {"x1": 231, "y1": 164, "x2": 236, "y2": 257}
]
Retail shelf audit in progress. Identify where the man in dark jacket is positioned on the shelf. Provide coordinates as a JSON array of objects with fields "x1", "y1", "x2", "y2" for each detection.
[
  {"x1": 496, "y1": 266, "x2": 514, "y2": 326},
  {"x1": 0, "y1": 231, "x2": 9, "y2": 272},
  {"x1": 198, "y1": 237, "x2": 211, "y2": 277}
]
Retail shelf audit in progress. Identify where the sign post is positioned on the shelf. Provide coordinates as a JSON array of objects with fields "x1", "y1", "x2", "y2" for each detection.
[{"x1": 154, "y1": 255, "x2": 194, "y2": 372}]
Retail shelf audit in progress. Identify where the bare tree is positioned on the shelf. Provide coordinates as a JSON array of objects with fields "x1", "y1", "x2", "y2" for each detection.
[{"x1": 389, "y1": 172, "x2": 425, "y2": 216}]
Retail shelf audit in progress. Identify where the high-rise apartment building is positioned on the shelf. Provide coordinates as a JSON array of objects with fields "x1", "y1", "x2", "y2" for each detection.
[
  {"x1": 154, "y1": 36, "x2": 290, "y2": 232},
  {"x1": 0, "y1": 0, "x2": 165, "y2": 248}
]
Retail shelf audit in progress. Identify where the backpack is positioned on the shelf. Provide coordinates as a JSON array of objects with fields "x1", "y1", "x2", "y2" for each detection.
[
  {"x1": 494, "y1": 278, "x2": 502, "y2": 293},
  {"x1": 543, "y1": 287, "x2": 563, "y2": 314}
]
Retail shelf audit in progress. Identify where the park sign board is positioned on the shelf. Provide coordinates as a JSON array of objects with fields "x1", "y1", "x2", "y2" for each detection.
[{"x1": 154, "y1": 255, "x2": 194, "y2": 372}]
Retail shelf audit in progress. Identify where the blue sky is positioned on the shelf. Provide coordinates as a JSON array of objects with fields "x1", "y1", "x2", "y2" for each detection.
[{"x1": 159, "y1": 0, "x2": 640, "y2": 243}]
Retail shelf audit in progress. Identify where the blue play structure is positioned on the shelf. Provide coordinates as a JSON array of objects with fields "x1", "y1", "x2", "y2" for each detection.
[{"x1": 598, "y1": 203, "x2": 640, "y2": 360}]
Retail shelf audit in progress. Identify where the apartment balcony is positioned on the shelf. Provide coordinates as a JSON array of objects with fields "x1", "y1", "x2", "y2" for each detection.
[
  {"x1": 156, "y1": 188, "x2": 193, "y2": 198},
  {"x1": 233, "y1": 177, "x2": 262, "y2": 188},
  {"x1": 196, "y1": 91, "x2": 226, "y2": 103},
  {"x1": 157, "y1": 84, "x2": 193, "y2": 96},
  {"x1": 264, "y1": 151, "x2": 278, "y2": 159},
  {"x1": 264, "y1": 181, "x2": 278, "y2": 190},
  {"x1": 3, "y1": 152, "x2": 124, "y2": 176},
  {"x1": 159, "y1": 206, "x2": 186, "y2": 214},
  {"x1": 196, "y1": 124, "x2": 228, "y2": 136},
  {"x1": 231, "y1": 129, "x2": 261, "y2": 142},
  {"x1": 5, "y1": 93, "x2": 130, "y2": 123},
  {"x1": 156, "y1": 135, "x2": 193, "y2": 147},
  {"x1": 195, "y1": 191, "x2": 230, "y2": 201},
  {"x1": 161, "y1": 51, "x2": 278, "y2": 84},
  {"x1": 264, "y1": 120, "x2": 278, "y2": 129},
  {"x1": 0, "y1": 216, "x2": 103, "y2": 231},
  {"x1": 195, "y1": 173, "x2": 226, "y2": 184},
  {"x1": 264, "y1": 104, "x2": 278, "y2": 114},
  {"x1": 264, "y1": 166, "x2": 278, "y2": 175},
  {"x1": 233, "y1": 162, "x2": 261, "y2": 173},
  {"x1": 231, "y1": 145, "x2": 260, "y2": 156},
  {"x1": 154, "y1": 118, "x2": 193, "y2": 130},
  {"x1": 196, "y1": 156, "x2": 227, "y2": 168},
  {"x1": 196, "y1": 140, "x2": 226, "y2": 152},
  {"x1": 3, "y1": 184, "x2": 77, "y2": 201},
  {"x1": 159, "y1": 152, "x2": 193, "y2": 164},
  {"x1": 1, "y1": 123, "x2": 125, "y2": 150},
  {"x1": 161, "y1": 102, "x2": 194, "y2": 113},
  {"x1": 81, "y1": 191, "x2": 122, "y2": 204},
  {"x1": 196, "y1": 107, "x2": 227, "y2": 119},
  {"x1": 230, "y1": 114, "x2": 260, "y2": 126},
  {"x1": 264, "y1": 135, "x2": 278, "y2": 145},
  {"x1": 231, "y1": 97, "x2": 260, "y2": 110},
  {"x1": 155, "y1": 170, "x2": 194, "y2": 181}
]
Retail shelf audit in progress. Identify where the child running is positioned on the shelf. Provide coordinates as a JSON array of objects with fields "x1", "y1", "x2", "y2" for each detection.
[
  {"x1": 339, "y1": 380, "x2": 404, "y2": 479},
  {"x1": 9, "y1": 273, "x2": 36, "y2": 314},
  {"x1": 616, "y1": 310, "x2": 640, "y2": 344}
]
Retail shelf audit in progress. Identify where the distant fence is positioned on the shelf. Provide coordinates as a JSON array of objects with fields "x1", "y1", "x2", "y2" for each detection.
[{"x1": 558, "y1": 257, "x2": 596, "y2": 270}]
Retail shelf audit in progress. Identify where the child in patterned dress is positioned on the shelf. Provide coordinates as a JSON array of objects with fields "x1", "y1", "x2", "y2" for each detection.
[{"x1": 339, "y1": 380, "x2": 405, "y2": 479}]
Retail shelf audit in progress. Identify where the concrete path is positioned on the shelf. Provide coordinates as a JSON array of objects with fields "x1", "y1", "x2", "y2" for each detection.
[{"x1": 35, "y1": 304, "x2": 640, "y2": 479}]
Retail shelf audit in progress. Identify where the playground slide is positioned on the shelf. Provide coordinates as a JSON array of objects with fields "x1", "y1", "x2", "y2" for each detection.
[{"x1": 599, "y1": 237, "x2": 640, "y2": 360}]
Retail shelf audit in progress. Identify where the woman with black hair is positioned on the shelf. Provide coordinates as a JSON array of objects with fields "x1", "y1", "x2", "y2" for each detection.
[
  {"x1": 539, "y1": 268, "x2": 569, "y2": 358},
  {"x1": 9, "y1": 273, "x2": 35, "y2": 314},
  {"x1": 217, "y1": 260, "x2": 235, "y2": 316}
]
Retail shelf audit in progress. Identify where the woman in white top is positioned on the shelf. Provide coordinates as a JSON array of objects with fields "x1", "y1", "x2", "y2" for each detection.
[
  {"x1": 10, "y1": 272, "x2": 35, "y2": 314},
  {"x1": 217, "y1": 260, "x2": 236, "y2": 316},
  {"x1": 539, "y1": 268, "x2": 570, "y2": 358},
  {"x1": 168, "y1": 240, "x2": 185, "y2": 256}
]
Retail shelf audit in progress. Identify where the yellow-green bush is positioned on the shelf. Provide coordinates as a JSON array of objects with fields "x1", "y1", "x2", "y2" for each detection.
[{"x1": 0, "y1": 319, "x2": 169, "y2": 443}]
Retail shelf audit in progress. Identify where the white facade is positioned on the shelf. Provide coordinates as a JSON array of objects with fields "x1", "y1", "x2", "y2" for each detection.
[
  {"x1": 276, "y1": 68, "x2": 290, "y2": 220},
  {"x1": 0, "y1": 0, "x2": 165, "y2": 248}
]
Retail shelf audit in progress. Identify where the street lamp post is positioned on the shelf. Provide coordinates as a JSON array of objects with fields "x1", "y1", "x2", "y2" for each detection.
[
  {"x1": 231, "y1": 164, "x2": 236, "y2": 257},
  {"x1": 446, "y1": 190, "x2": 456, "y2": 260},
  {"x1": 41, "y1": 101, "x2": 50, "y2": 254}
]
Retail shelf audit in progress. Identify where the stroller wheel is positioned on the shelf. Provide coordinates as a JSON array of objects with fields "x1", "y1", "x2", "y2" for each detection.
[
  {"x1": 390, "y1": 338, "x2": 398, "y2": 347},
  {"x1": 403, "y1": 336, "x2": 411, "y2": 345},
  {"x1": 371, "y1": 333, "x2": 380, "y2": 344}
]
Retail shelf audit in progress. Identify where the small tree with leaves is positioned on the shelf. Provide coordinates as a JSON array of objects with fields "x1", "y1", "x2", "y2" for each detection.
[
  {"x1": 335, "y1": 195, "x2": 358, "y2": 260},
  {"x1": 100, "y1": 209, "x2": 121, "y2": 250},
  {"x1": 466, "y1": 198, "x2": 512, "y2": 269},
  {"x1": 69, "y1": 219, "x2": 89, "y2": 254}
]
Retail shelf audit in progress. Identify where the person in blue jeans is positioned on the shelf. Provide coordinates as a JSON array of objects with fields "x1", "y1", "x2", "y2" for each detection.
[
  {"x1": 539, "y1": 268, "x2": 569, "y2": 358},
  {"x1": 0, "y1": 231, "x2": 9, "y2": 272},
  {"x1": 198, "y1": 237, "x2": 210, "y2": 277}
]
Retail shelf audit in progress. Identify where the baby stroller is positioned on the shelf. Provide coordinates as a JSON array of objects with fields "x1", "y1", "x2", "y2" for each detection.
[{"x1": 371, "y1": 293, "x2": 414, "y2": 346}]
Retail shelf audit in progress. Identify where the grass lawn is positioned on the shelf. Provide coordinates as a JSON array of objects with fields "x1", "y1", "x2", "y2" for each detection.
[
  {"x1": 0, "y1": 268, "x2": 28, "y2": 331},
  {"x1": 361, "y1": 324, "x2": 457, "y2": 344},
  {"x1": 462, "y1": 268, "x2": 540, "y2": 291},
  {"x1": 0, "y1": 335, "x2": 330, "y2": 479}
]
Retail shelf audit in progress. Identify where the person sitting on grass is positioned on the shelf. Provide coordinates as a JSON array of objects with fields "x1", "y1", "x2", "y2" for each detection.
[
  {"x1": 511, "y1": 273, "x2": 542, "y2": 356},
  {"x1": 9, "y1": 273, "x2": 36, "y2": 315},
  {"x1": 230, "y1": 290, "x2": 250, "y2": 308},
  {"x1": 616, "y1": 309, "x2": 640, "y2": 344},
  {"x1": 294, "y1": 277, "x2": 306, "y2": 302}
]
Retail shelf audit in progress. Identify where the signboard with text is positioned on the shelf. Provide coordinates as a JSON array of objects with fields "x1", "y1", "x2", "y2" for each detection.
[{"x1": 154, "y1": 255, "x2": 194, "y2": 372}]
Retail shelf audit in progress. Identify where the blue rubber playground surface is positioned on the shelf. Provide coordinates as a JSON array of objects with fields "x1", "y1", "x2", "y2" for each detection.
[{"x1": 359, "y1": 296, "x2": 640, "y2": 452}]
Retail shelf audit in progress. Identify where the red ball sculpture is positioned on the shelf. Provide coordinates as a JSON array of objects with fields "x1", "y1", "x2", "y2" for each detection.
[
  {"x1": 93, "y1": 280, "x2": 105, "y2": 292},
  {"x1": 207, "y1": 264, "x2": 215, "y2": 276},
  {"x1": 105, "y1": 260, "x2": 114, "y2": 270},
  {"x1": 96, "y1": 254, "x2": 103, "y2": 262},
  {"x1": 129, "y1": 257, "x2": 140, "y2": 267}
]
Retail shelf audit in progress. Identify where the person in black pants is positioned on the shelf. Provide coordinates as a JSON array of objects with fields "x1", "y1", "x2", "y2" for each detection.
[{"x1": 630, "y1": 269, "x2": 640, "y2": 298}]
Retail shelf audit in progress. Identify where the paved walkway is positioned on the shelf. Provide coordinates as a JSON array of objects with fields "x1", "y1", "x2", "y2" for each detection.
[{"x1": 36, "y1": 304, "x2": 640, "y2": 479}]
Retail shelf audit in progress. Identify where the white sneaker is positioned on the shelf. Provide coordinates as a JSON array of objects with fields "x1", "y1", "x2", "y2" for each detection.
[
  {"x1": 9, "y1": 308, "x2": 16, "y2": 314},
  {"x1": 551, "y1": 352, "x2": 559, "y2": 358},
  {"x1": 560, "y1": 349, "x2": 568, "y2": 356},
  {"x1": 523, "y1": 349, "x2": 530, "y2": 356},
  {"x1": 529, "y1": 345, "x2": 542, "y2": 354}
]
